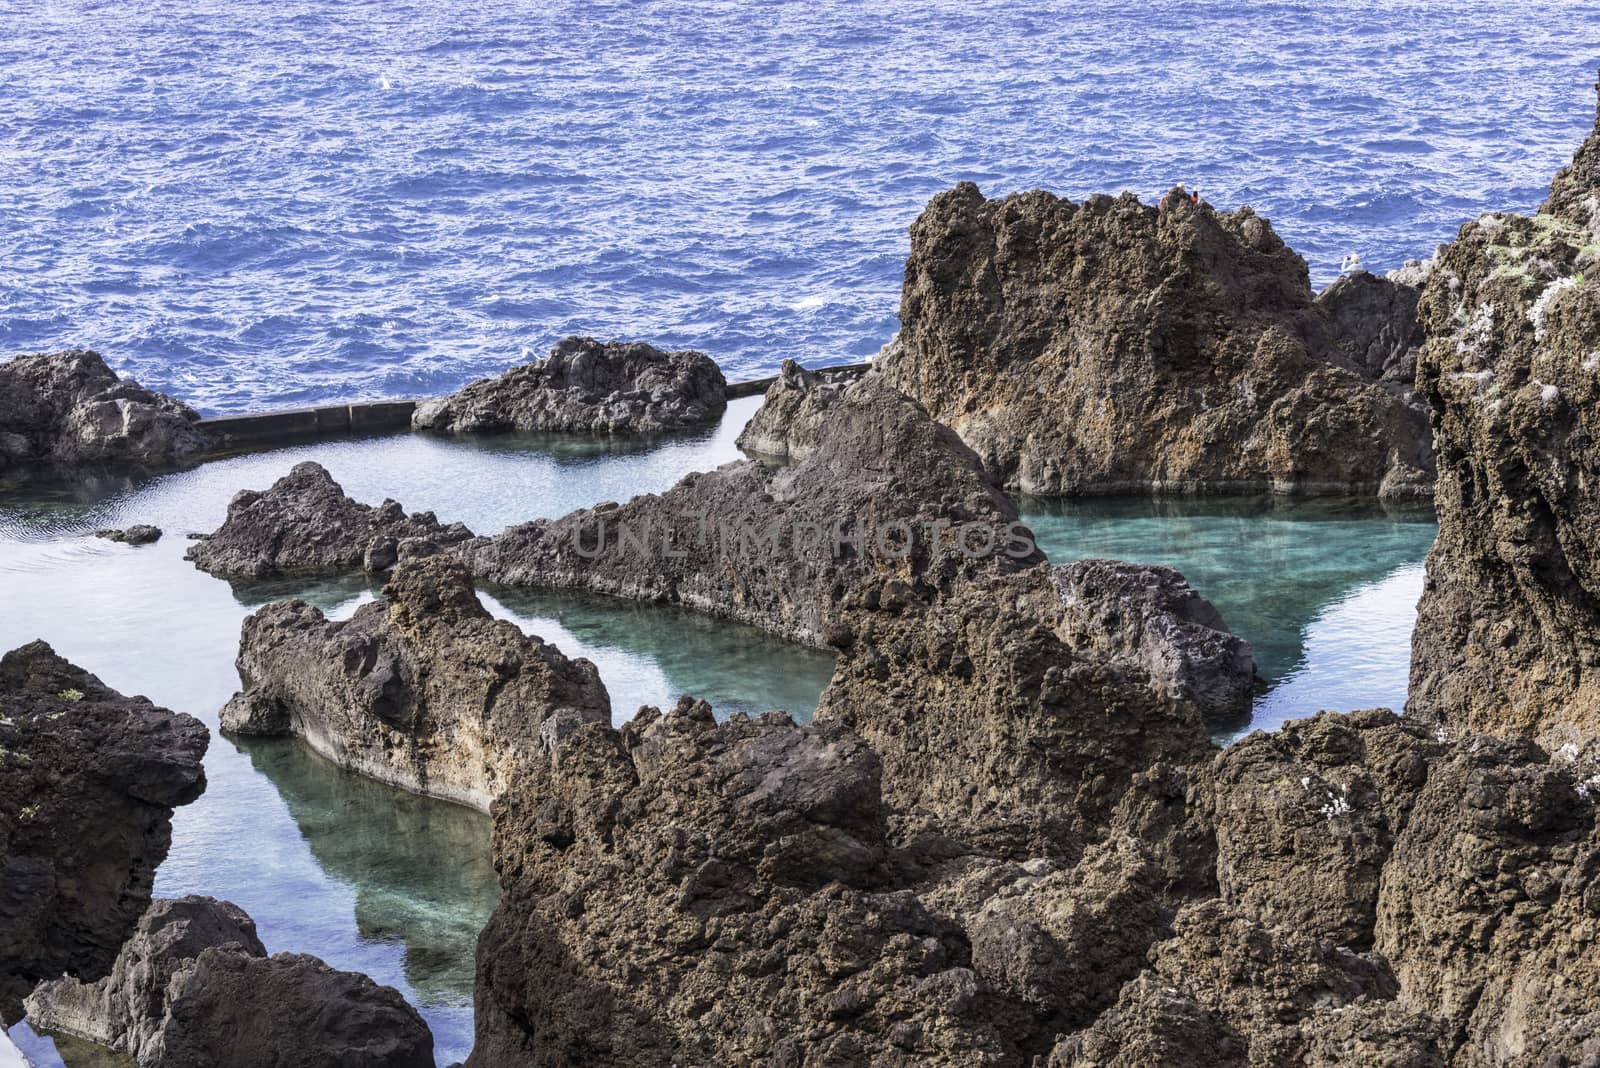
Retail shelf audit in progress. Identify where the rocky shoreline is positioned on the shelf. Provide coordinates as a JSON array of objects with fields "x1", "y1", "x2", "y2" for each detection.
[{"x1": 7, "y1": 71, "x2": 1600, "y2": 1068}]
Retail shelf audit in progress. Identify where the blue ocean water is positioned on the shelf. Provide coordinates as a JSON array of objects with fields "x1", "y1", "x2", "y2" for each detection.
[{"x1": 1, "y1": 1, "x2": 1597, "y2": 414}]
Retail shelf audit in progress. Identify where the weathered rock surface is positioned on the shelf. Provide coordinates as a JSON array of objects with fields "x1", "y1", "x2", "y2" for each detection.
[
  {"x1": 470, "y1": 697, "x2": 1058, "y2": 1067},
  {"x1": 0, "y1": 350, "x2": 210, "y2": 471},
  {"x1": 221, "y1": 556, "x2": 609, "y2": 811},
  {"x1": 460, "y1": 373, "x2": 1042, "y2": 647},
  {"x1": 1409, "y1": 76, "x2": 1600, "y2": 746},
  {"x1": 186, "y1": 461, "x2": 473, "y2": 580},
  {"x1": 1374, "y1": 734, "x2": 1600, "y2": 1064},
  {"x1": 0, "y1": 642, "x2": 207, "y2": 1022},
  {"x1": 413, "y1": 336, "x2": 727, "y2": 435},
  {"x1": 816, "y1": 567, "x2": 1219, "y2": 856},
  {"x1": 146, "y1": 949, "x2": 434, "y2": 1068},
  {"x1": 1056, "y1": 899, "x2": 1414, "y2": 1068},
  {"x1": 24, "y1": 895, "x2": 434, "y2": 1068},
  {"x1": 1054, "y1": 559, "x2": 1254, "y2": 717},
  {"x1": 93, "y1": 525, "x2": 162, "y2": 546},
  {"x1": 733, "y1": 358, "x2": 863, "y2": 462},
  {"x1": 1315, "y1": 271, "x2": 1425, "y2": 384},
  {"x1": 24, "y1": 896, "x2": 264, "y2": 1060},
  {"x1": 878, "y1": 183, "x2": 1434, "y2": 498},
  {"x1": 1211, "y1": 710, "x2": 1443, "y2": 948}
]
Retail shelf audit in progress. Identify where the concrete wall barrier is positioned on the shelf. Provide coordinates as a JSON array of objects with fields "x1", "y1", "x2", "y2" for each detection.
[{"x1": 196, "y1": 362, "x2": 872, "y2": 454}]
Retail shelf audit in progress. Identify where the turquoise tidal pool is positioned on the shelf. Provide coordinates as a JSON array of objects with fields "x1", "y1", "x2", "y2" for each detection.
[{"x1": 2, "y1": 396, "x2": 1436, "y2": 1065}]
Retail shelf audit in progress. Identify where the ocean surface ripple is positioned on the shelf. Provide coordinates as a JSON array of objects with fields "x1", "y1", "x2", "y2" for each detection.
[{"x1": 2, "y1": 0, "x2": 1597, "y2": 414}]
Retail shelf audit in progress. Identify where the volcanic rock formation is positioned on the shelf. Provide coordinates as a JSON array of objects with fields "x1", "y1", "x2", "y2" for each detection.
[
  {"x1": 877, "y1": 184, "x2": 1434, "y2": 498},
  {"x1": 0, "y1": 641, "x2": 207, "y2": 1022},
  {"x1": 467, "y1": 697, "x2": 1177, "y2": 1067},
  {"x1": 733, "y1": 358, "x2": 864, "y2": 461},
  {"x1": 186, "y1": 461, "x2": 473, "y2": 580},
  {"x1": 1408, "y1": 77, "x2": 1600, "y2": 746},
  {"x1": 24, "y1": 895, "x2": 435, "y2": 1068},
  {"x1": 412, "y1": 336, "x2": 727, "y2": 436},
  {"x1": 459, "y1": 373, "x2": 1043, "y2": 647},
  {"x1": 221, "y1": 556, "x2": 610, "y2": 811},
  {"x1": 0, "y1": 350, "x2": 210, "y2": 471}
]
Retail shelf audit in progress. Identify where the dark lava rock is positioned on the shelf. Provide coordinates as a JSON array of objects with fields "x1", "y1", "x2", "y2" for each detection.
[
  {"x1": 222, "y1": 556, "x2": 610, "y2": 811},
  {"x1": 24, "y1": 895, "x2": 434, "y2": 1068},
  {"x1": 24, "y1": 896, "x2": 265, "y2": 1060},
  {"x1": 0, "y1": 350, "x2": 210, "y2": 471},
  {"x1": 1053, "y1": 559, "x2": 1254, "y2": 717},
  {"x1": 1408, "y1": 75, "x2": 1600, "y2": 746},
  {"x1": 459, "y1": 373, "x2": 1042, "y2": 648},
  {"x1": 877, "y1": 184, "x2": 1434, "y2": 499},
  {"x1": 1211, "y1": 710, "x2": 1444, "y2": 949},
  {"x1": 185, "y1": 461, "x2": 473, "y2": 580},
  {"x1": 145, "y1": 950, "x2": 434, "y2": 1068},
  {"x1": 1315, "y1": 271, "x2": 1425, "y2": 383},
  {"x1": 93, "y1": 525, "x2": 162, "y2": 546},
  {"x1": 0, "y1": 642, "x2": 207, "y2": 1022},
  {"x1": 733, "y1": 358, "x2": 864, "y2": 461},
  {"x1": 412, "y1": 336, "x2": 727, "y2": 435},
  {"x1": 1373, "y1": 734, "x2": 1600, "y2": 1063}
]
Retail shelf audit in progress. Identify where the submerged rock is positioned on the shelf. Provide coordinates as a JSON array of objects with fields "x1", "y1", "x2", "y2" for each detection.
[
  {"x1": 733, "y1": 358, "x2": 864, "y2": 461},
  {"x1": 878, "y1": 184, "x2": 1434, "y2": 498},
  {"x1": 412, "y1": 336, "x2": 727, "y2": 435},
  {"x1": 221, "y1": 556, "x2": 609, "y2": 811},
  {"x1": 1408, "y1": 78, "x2": 1600, "y2": 747},
  {"x1": 0, "y1": 642, "x2": 207, "y2": 1022},
  {"x1": 185, "y1": 461, "x2": 473, "y2": 580},
  {"x1": 461, "y1": 373, "x2": 1041, "y2": 647},
  {"x1": 26, "y1": 895, "x2": 434, "y2": 1068},
  {"x1": 0, "y1": 350, "x2": 210, "y2": 471},
  {"x1": 93, "y1": 525, "x2": 162, "y2": 546}
]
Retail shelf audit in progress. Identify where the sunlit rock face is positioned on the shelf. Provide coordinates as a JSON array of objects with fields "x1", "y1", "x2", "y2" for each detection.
[
  {"x1": 878, "y1": 183, "x2": 1434, "y2": 500},
  {"x1": 412, "y1": 336, "x2": 727, "y2": 436},
  {"x1": 0, "y1": 349, "x2": 210, "y2": 471},
  {"x1": 222, "y1": 556, "x2": 610, "y2": 812},
  {"x1": 1409, "y1": 76, "x2": 1600, "y2": 747}
]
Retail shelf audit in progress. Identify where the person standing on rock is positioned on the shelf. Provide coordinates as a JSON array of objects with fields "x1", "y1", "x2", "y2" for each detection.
[{"x1": 1341, "y1": 252, "x2": 1365, "y2": 275}]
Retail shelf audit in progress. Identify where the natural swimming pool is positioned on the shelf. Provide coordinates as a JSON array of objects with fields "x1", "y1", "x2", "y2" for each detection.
[{"x1": 1, "y1": 396, "x2": 1436, "y2": 1065}]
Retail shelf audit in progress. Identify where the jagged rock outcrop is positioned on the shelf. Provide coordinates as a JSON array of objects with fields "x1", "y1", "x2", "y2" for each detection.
[
  {"x1": 1315, "y1": 271, "x2": 1425, "y2": 383},
  {"x1": 469, "y1": 697, "x2": 1115, "y2": 1067},
  {"x1": 0, "y1": 350, "x2": 210, "y2": 471},
  {"x1": 1211, "y1": 710, "x2": 1443, "y2": 948},
  {"x1": 733, "y1": 359, "x2": 865, "y2": 461},
  {"x1": 1374, "y1": 735, "x2": 1600, "y2": 1064},
  {"x1": 1409, "y1": 76, "x2": 1600, "y2": 745},
  {"x1": 0, "y1": 642, "x2": 207, "y2": 1022},
  {"x1": 94, "y1": 525, "x2": 162, "y2": 546},
  {"x1": 815, "y1": 567, "x2": 1220, "y2": 857},
  {"x1": 23, "y1": 895, "x2": 434, "y2": 1068},
  {"x1": 460, "y1": 373, "x2": 1042, "y2": 647},
  {"x1": 413, "y1": 336, "x2": 727, "y2": 435},
  {"x1": 221, "y1": 556, "x2": 609, "y2": 811},
  {"x1": 186, "y1": 461, "x2": 473, "y2": 580},
  {"x1": 24, "y1": 896, "x2": 265, "y2": 1060},
  {"x1": 1054, "y1": 899, "x2": 1423, "y2": 1068},
  {"x1": 1054, "y1": 559, "x2": 1254, "y2": 716},
  {"x1": 877, "y1": 183, "x2": 1434, "y2": 498}
]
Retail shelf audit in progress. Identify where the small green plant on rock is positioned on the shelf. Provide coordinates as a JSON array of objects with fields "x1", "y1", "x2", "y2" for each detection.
[{"x1": 58, "y1": 688, "x2": 83, "y2": 702}]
